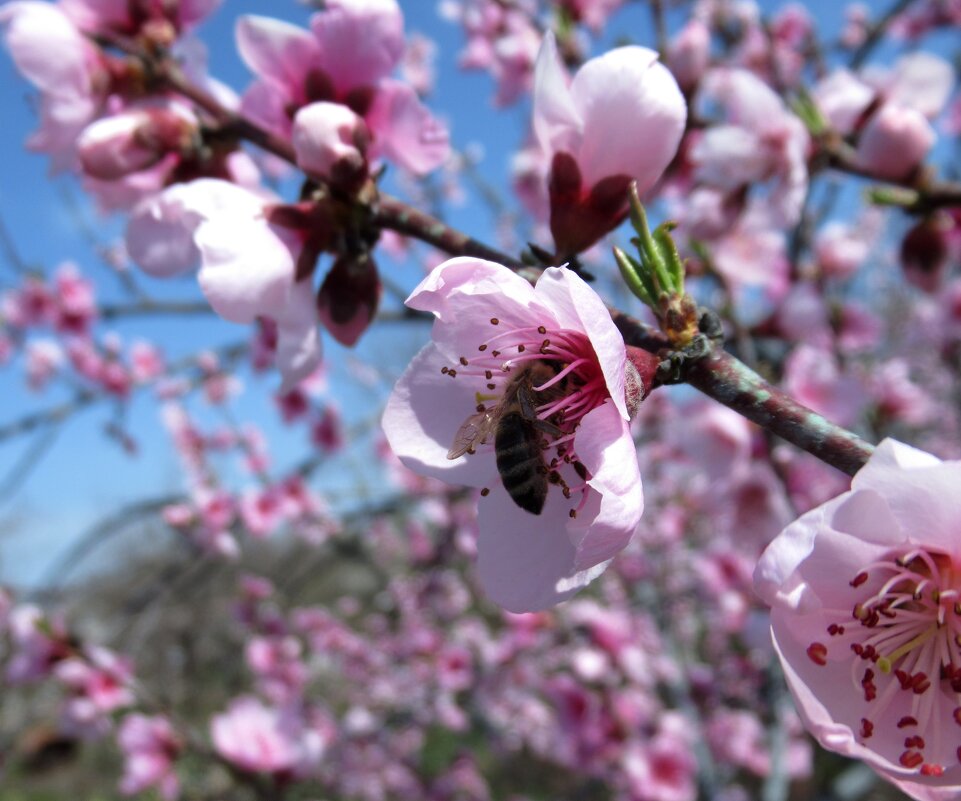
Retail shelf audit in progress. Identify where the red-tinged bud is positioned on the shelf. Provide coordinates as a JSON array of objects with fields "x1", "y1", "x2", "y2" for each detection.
[
  {"x1": 624, "y1": 345, "x2": 660, "y2": 417},
  {"x1": 548, "y1": 152, "x2": 632, "y2": 260},
  {"x1": 901, "y1": 215, "x2": 951, "y2": 294},
  {"x1": 317, "y1": 253, "x2": 381, "y2": 347},
  {"x1": 77, "y1": 107, "x2": 194, "y2": 180}
]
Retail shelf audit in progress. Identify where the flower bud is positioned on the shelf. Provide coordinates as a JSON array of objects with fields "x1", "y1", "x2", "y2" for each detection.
[
  {"x1": 900, "y1": 214, "x2": 951, "y2": 293},
  {"x1": 855, "y1": 103, "x2": 935, "y2": 181},
  {"x1": 667, "y1": 19, "x2": 711, "y2": 93},
  {"x1": 316, "y1": 252, "x2": 381, "y2": 347},
  {"x1": 77, "y1": 108, "x2": 194, "y2": 180},
  {"x1": 292, "y1": 102, "x2": 370, "y2": 192}
]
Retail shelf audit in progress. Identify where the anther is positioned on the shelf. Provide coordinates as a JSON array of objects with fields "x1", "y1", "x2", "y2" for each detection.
[
  {"x1": 490, "y1": 318, "x2": 499, "y2": 325},
  {"x1": 447, "y1": 369, "x2": 457, "y2": 378},
  {"x1": 807, "y1": 643, "x2": 828, "y2": 666},
  {"x1": 487, "y1": 383, "x2": 496, "y2": 390},
  {"x1": 459, "y1": 356, "x2": 469, "y2": 366},
  {"x1": 485, "y1": 370, "x2": 493, "y2": 379},
  {"x1": 537, "y1": 326, "x2": 547, "y2": 334},
  {"x1": 517, "y1": 344, "x2": 526, "y2": 352},
  {"x1": 897, "y1": 716, "x2": 918, "y2": 728},
  {"x1": 480, "y1": 488, "x2": 490, "y2": 497},
  {"x1": 478, "y1": 344, "x2": 488, "y2": 351},
  {"x1": 476, "y1": 404, "x2": 486, "y2": 412},
  {"x1": 491, "y1": 350, "x2": 500, "y2": 357},
  {"x1": 569, "y1": 509, "x2": 577, "y2": 519},
  {"x1": 850, "y1": 572, "x2": 869, "y2": 588},
  {"x1": 921, "y1": 764, "x2": 944, "y2": 777},
  {"x1": 860, "y1": 718, "x2": 873, "y2": 738},
  {"x1": 441, "y1": 366, "x2": 449, "y2": 374},
  {"x1": 900, "y1": 750, "x2": 924, "y2": 769}
]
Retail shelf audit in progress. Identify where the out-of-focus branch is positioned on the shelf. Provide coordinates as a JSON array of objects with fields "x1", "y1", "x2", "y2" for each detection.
[
  {"x1": 848, "y1": 0, "x2": 918, "y2": 69},
  {"x1": 372, "y1": 195, "x2": 529, "y2": 270},
  {"x1": 99, "y1": 300, "x2": 215, "y2": 320},
  {"x1": 820, "y1": 141, "x2": 961, "y2": 212}
]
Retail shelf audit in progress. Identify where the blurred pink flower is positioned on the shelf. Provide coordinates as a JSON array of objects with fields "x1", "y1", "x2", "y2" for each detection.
[
  {"x1": 383, "y1": 258, "x2": 643, "y2": 611},
  {"x1": 855, "y1": 103, "x2": 935, "y2": 181},
  {"x1": 117, "y1": 714, "x2": 180, "y2": 800},
  {"x1": 692, "y1": 68, "x2": 809, "y2": 228},
  {"x1": 755, "y1": 439, "x2": 961, "y2": 798},
  {"x1": 211, "y1": 696, "x2": 326, "y2": 776}
]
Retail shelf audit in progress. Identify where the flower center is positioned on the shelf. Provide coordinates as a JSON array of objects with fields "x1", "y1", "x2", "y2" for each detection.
[
  {"x1": 806, "y1": 549, "x2": 961, "y2": 776},
  {"x1": 441, "y1": 318, "x2": 610, "y2": 512}
]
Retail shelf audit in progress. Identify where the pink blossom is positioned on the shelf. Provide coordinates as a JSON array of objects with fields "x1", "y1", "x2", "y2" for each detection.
[
  {"x1": 532, "y1": 33, "x2": 686, "y2": 256},
  {"x1": 211, "y1": 696, "x2": 326, "y2": 776},
  {"x1": 25, "y1": 338, "x2": 64, "y2": 390},
  {"x1": 855, "y1": 103, "x2": 936, "y2": 181},
  {"x1": 864, "y1": 52, "x2": 955, "y2": 122},
  {"x1": 814, "y1": 220, "x2": 871, "y2": 279},
  {"x1": 117, "y1": 714, "x2": 180, "y2": 800},
  {"x1": 126, "y1": 179, "x2": 323, "y2": 391},
  {"x1": 810, "y1": 69, "x2": 875, "y2": 137},
  {"x1": 667, "y1": 19, "x2": 711, "y2": 93},
  {"x1": 692, "y1": 68, "x2": 809, "y2": 228},
  {"x1": 557, "y1": 0, "x2": 624, "y2": 31},
  {"x1": 60, "y1": 0, "x2": 221, "y2": 36},
  {"x1": 236, "y1": 2, "x2": 448, "y2": 175},
  {"x1": 383, "y1": 258, "x2": 643, "y2": 611},
  {"x1": 755, "y1": 439, "x2": 961, "y2": 799},
  {"x1": 0, "y1": 2, "x2": 108, "y2": 170},
  {"x1": 52, "y1": 262, "x2": 97, "y2": 334},
  {"x1": 55, "y1": 646, "x2": 135, "y2": 732},
  {"x1": 622, "y1": 713, "x2": 697, "y2": 801}
]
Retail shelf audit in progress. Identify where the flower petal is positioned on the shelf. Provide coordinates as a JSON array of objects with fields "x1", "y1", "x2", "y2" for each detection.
[
  {"x1": 382, "y1": 343, "x2": 498, "y2": 488},
  {"x1": 569, "y1": 401, "x2": 642, "y2": 569},
  {"x1": 534, "y1": 268, "x2": 628, "y2": 419},
  {"x1": 477, "y1": 484, "x2": 609, "y2": 612}
]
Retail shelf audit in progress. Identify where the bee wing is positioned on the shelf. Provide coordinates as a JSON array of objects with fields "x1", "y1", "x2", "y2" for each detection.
[{"x1": 447, "y1": 409, "x2": 498, "y2": 459}]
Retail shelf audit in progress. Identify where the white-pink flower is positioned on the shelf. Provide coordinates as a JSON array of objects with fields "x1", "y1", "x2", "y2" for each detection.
[
  {"x1": 382, "y1": 258, "x2": 643, "y2": 612},
  {"x1": 755, "y1": 439, "x2": 961, "y2": 799},
  {"x1": 117, "y1": 714, "x2": 180, "y2": 800},
  {"x1": 211, "y1": 696, "x2": 326, "y2": 777}
]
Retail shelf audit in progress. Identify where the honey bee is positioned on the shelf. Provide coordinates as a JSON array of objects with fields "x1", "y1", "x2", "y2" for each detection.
[{"x1": 447, "y1": 360, "x2": 570, "y2": 515}]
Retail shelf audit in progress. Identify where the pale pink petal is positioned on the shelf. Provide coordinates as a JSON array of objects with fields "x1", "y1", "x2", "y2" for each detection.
[
  {"x1": 235, "y1": 15, "x2": 319, "y2": 96},
  {"x1": 195, "y1": 216, "x2": 294, "y2": 324},
  {"x1": 571, "y1": 46, "x2": 685, "y2": 190},
  {"x1": 533, "y1": 267, "x2": 628, "y2": 419},
  {"x1": 476, "y1": 484, "x2": 608, "y2": 612},
  {"x1": 382, "y1": 343, "x2": 498, "y2": 488},
  {"x1": 310, "y1": 0, "x2": 405, "y2": 93},
  {"x1": 366, "y1": 80, "x2": 449, "y2": 175},
  {"x1": 532, "y1": 32, "x2": 583, "y2": 162},
  {"x1": 240, "y1": 79, "x2": 294, "y2": 138},
  {"x1": 0, "y1": 2, "x2": 92, "y2": 98},
  {"x1": 884, "y1": 52, "x2": 954, "y2": 121},
  {"x1": 856, "y1": 103, "x2": 935, "y2": 181},
  {"x1": 276, "y1": 279, "x2": 322, "y2": 394},
  {"x1": 569, "y1": 401, "x2": 642, "y2": 569},
  {"x1": 811, "y1": 69, "x2": 875, "y2": 136}
]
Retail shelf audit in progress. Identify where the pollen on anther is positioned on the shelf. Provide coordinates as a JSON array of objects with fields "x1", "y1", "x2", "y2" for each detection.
[
  {"x1": 851, "y1": 571, "x2": 869, "y2": 588},
  {"x1": 441, "y1": 366, "x2": 449, "y2": 374},
  {"x1": 490, "y1": 317, "x2": 499, "y2": 325},
  {"x1": 480, "y1": 488, "x2": 490, "y2": 497},
  {"x1": 478, "y1": 344, "x2": 488, "y2": 351},
  {"x1": 806, "y1": 643, "x2": 828, "y2": 666},
  {"x1": 459, "y1": 356, "x2": 469, "y2": 366},
  {"x1": 537, "y1": 326, "x2": 547, "y2": 334},
  {"x1": 447, "y1": 369, "x2": 457, "y2": 378}
]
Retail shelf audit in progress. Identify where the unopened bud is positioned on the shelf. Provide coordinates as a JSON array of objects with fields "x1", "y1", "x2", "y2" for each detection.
[
  {"x1": 624, "y1": 345, "x2": 660, "y2": 417},
  {"x1": 317, "y1": 253, "x2": 381, "y2": 347},
  {"x1": 855, "y1": 103, "x2": 935, "y2": 181},
  {"x1": 292, "y1": 102, "x2": 370, "y2": 193},
  {"x1": 78, "y1": 107, "x2": 194, "y2": 180},
  {"x1": 901, "y1": 215, "x2": 951, "y2": 294}
]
